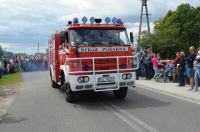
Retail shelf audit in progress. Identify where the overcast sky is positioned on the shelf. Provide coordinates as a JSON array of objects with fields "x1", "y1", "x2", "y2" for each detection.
[{"x1": 0, "y1": 0, "x2": 199, "y2": 54}]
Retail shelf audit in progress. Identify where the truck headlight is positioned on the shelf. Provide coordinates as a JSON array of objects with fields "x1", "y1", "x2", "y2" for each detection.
[
  {"x1": 127, "y1": 74, "x2": 132, "y2": 79},
  {"x1": 122, "y1": 73, "x2": 132, "y2": 80},
  {"x1": 122, "y1": 74, "x2": 127, "y2": 80},
  {"x1": 78, "y1": 77, "x2": 84, "y2": 83},
  {"x1": 84, "y1": 76, "x2": 89, "y2": 82},
  {"x1": 78, "y1": 76, "x2": 89, "y2": 83}
]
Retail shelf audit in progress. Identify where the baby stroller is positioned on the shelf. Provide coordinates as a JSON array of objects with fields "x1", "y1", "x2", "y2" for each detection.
[{"x1": 154, "y1": 64, "x2": 175, "y2": 82}]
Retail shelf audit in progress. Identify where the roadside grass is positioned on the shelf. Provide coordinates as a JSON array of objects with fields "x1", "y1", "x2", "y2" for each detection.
[
  {"x1": 0, "y1": 72, "x2": 22, "y2": 120},
  {"x1": 0, "y1": 72, "x2": 22, "y2": 85}
]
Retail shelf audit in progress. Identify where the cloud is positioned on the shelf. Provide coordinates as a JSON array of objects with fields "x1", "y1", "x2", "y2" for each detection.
[
  {"x1": 0, "y1": 43, "x2": 11, "y2": 49},
  {"x1": 0, "y1": 0, "x2": 199, "y2": 53},
  {"x1": 0, "y1": 42, "x2": 47, "y2": 54}
]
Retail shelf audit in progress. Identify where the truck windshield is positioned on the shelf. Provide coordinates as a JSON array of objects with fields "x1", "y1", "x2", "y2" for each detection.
[{"x1": 69, "y1": 29, "x2": 129, "y2": 46}]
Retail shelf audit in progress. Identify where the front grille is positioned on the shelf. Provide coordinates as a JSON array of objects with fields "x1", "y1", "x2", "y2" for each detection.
[
  {"x1": 95, "y1": 58, "x2": 117, "y2": 70},
  {"x1": 120, "y1": 82, "x2": 126, "y2": 86}
]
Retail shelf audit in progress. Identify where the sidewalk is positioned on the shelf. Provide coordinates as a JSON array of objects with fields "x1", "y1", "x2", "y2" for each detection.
[{"x1": 136, "y1": 79, "x2": 200, "y2": 104}]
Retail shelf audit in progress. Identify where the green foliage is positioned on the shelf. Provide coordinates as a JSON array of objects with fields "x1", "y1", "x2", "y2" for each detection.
[
  {"x1": 0, "y1": 46, "x2": 4, "y2": 58},
  {"x1": 0, "y1": 72, "x2": 22, "y2": 85},
  {"x1": 0, "y1": 45, "x2": 15, "y2": 58},
  {"x1": 5, "y1": 51, "x2": 14, "y2": 57},
  {"x1": 140, "y1": 4, "x2": 200, "y2": 59}
]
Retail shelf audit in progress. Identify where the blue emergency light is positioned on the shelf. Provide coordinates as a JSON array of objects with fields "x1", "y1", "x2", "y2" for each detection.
[
  {"x1": 90, "y1": 17, "x2": 95, "y2": 24},
  {"x1": 82, "y1": 16, "x2": 88, "y2": 24},
  {"x1": 112, "y1": 17, "x2": 118, "y2": 24},
  {"x1": 73, "y1": 18, "x2": 79, "y2": 24},
  {"x1": 105, "y1": 17, "x2": 111, "y2": 24},
  {"x1": 117, "y1": 18, "x2": 123, "y2": 24}
]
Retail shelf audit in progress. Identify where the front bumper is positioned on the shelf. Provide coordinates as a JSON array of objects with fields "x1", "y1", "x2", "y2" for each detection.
[{"x1": 68, "y1": 72, "x2": 136, "y2": 92}]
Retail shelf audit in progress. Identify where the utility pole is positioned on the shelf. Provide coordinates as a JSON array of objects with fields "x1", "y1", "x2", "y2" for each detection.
[{"x1": 138, "y1": 0, "x2": 152, "y2": 51}]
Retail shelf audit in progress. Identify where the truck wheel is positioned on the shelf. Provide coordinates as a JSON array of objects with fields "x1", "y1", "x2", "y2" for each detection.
[
  {"x1": 64, "y1": 83, "x2": 75, "y2": 103},
  {"x1": 60, "y1": 85, "x2": 65, "y2": 92},
  {"x1": 60, "y1": 71, "x2": 65, "y2": 92},
  {"x1": 113, "y1": 87, "x2": 128, "y2": 99},
  {"x1": 50, "y1": 76, "x2": 59, "y2": 88},
  {"x1": 51, "y1": 80, "x2": 58, "y2": 88},
  {"x1": 50, "y1": 70, "x2": 59, "y2": 89}
]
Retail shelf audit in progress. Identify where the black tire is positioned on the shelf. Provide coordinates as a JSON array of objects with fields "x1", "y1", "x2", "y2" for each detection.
[
  {"x1": 60, "y1": 84, "x2": 65, "y2": 92},
  {"x1": 59, "y1": 71, "x2": 65, "y2": 92},
  {"x1": 113, "y1": 87, "x2": 128, "y2": 99},
  {"x1": 52, "y1": 80, "x2": 58, "y2": 88},
  {"x1": 50, "y1": 70, "x2": 59, "y2": 89},
  {"x1": 64, "y1": 83, "x2": 76, "y2": 103}
]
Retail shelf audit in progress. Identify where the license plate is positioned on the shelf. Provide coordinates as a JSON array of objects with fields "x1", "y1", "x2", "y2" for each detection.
[
  {"x1": 85, "y1": 85, "x2": 92, "y2": 89},
  {"x1": 98, "y1": 77, "x2": 115, "y2": 82}
]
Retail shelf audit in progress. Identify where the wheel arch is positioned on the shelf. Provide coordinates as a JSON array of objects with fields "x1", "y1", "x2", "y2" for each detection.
[
  {"x1": 60, "y1": 65, "x2": 69, "y2": 84},
  {"x1": 49, "y1": 65, "x2": 54, "y2": 80}
]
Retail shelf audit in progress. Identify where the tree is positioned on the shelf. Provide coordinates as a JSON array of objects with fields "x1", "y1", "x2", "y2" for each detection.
[
  {"x1": 5, "y1": 51, "x2": 14, "y2": 57},
  {"x1": 0, "y1": 46, "x2": 4, "y2": 58},
  {"x1": 140, "y1": 4, "x2": 200, "y2": 59}
]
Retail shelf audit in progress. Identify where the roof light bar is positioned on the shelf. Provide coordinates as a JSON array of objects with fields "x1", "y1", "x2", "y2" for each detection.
[{"x1": 71, "y1": 17, "x2": 123, "y2": 24}]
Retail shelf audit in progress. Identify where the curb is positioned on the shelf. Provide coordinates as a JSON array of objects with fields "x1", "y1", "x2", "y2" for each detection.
[{"x1": 136, "y1": 84, "x2": 200, "y2": 105}]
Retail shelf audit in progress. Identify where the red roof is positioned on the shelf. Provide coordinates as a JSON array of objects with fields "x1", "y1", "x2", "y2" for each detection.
[{"x1": 66, "y1": 24, "x2": 126, "y2": 30}]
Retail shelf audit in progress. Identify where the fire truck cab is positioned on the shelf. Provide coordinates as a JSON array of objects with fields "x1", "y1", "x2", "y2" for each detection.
[{"x1": 49, "y1": 17, "x2": 138, "y2": 102}]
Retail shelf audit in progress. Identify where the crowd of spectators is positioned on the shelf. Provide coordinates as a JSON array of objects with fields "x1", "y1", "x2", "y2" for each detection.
[
  {"x1": 0, "y1": 55, "x2": 48, "y2": 79},
  {"x1": 136, "y1": 46, "x2": 200, "y2": 92}
]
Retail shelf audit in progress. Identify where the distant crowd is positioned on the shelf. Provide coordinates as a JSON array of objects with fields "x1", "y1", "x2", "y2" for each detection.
[
  {"x1": 136, "y1": 46, "x2": 200, "y2": 92},
  {"x1": 0, "y1": 55, "x2": 48, "y2": 79}
]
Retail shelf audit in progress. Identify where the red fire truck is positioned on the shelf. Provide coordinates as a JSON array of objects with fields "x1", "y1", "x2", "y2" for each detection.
[{"x1": 49, "y1": 17, "x2": 138, "y2": 102}]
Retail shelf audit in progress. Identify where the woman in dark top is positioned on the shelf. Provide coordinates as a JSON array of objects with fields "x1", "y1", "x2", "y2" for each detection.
[
  {"x1": 185, "y1": 46, "x2": 196, "y2": 90},
  {"x1": 179, "y1": 52, "x2": 186, "y2": 86}
]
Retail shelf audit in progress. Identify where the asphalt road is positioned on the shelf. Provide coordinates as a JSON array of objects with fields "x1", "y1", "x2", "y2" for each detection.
[{"x1": 0, "y1": 72, "x2": 200, "y2": 132}]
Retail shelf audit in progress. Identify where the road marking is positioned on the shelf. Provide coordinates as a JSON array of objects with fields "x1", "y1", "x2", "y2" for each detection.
[
  {"x1": 99, "y1": 98, "x2": 159, "y2": 132},
  {"x1": 136, "y1": 85, "x2": 200, "y2": 105},
  {"x1": 99, "y1": 101, "x2": 144, "y2": 132}
]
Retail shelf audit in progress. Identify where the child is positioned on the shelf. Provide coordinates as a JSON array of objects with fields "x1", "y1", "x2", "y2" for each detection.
[{"x1": 151, "y1": 54, "x2": 159, "y2": 78}]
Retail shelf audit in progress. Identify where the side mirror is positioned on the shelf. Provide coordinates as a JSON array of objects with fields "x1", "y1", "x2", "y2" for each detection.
[{"x1": 130, "y1": 32, "x2": 134, "y2": 43}]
